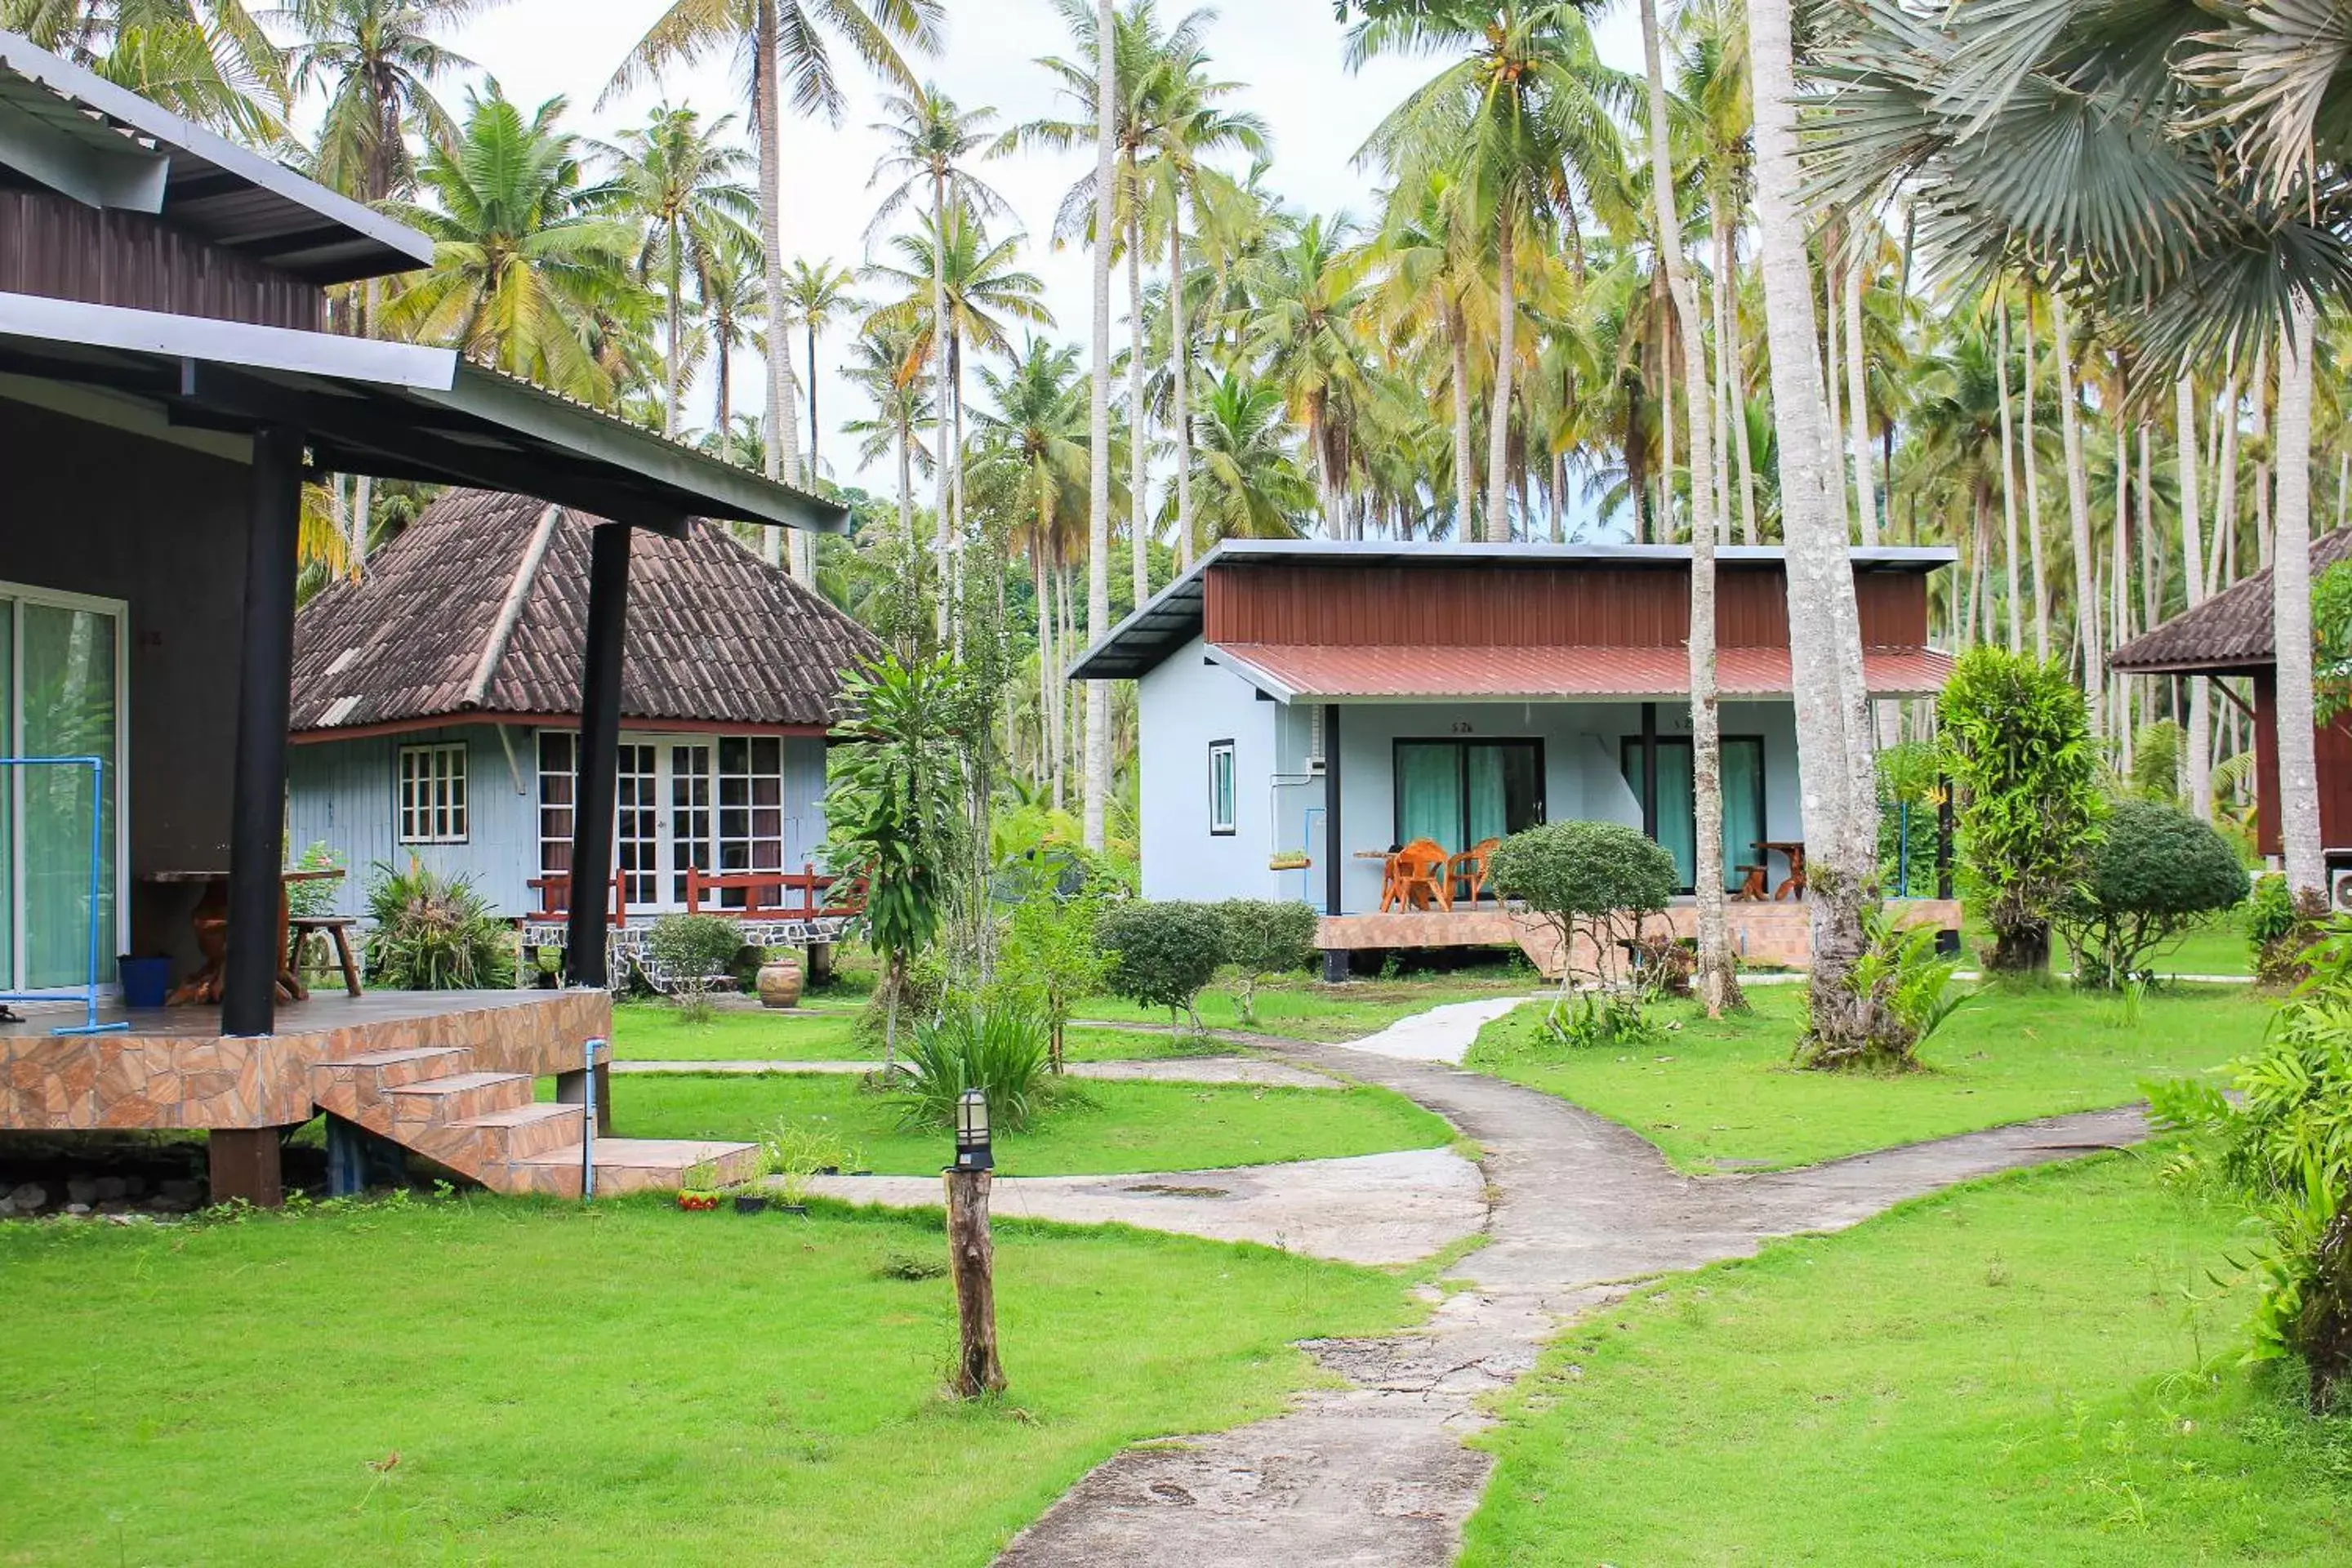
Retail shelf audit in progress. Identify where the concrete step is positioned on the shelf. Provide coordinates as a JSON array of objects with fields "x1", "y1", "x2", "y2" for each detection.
[
  {"x1": 385, "y1": 1071, "x2": 532, "y2": 1129},
  {"x1": 310, "y1": 1045, "x2": 474, "y2": 1106},
  {"x1": 510, "y1": 1138, "x2": 764, "y2": 1198},
  {"x1": 456, "y1": 1102, "x2": 585, "y2": 1164}
]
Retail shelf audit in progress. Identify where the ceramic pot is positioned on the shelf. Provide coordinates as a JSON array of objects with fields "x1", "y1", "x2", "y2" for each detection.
[{"x1": 755, "y1": 955, "x2": 804, "y2": 1009}]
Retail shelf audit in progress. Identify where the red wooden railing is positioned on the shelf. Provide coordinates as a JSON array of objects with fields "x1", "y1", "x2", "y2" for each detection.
[
  {"x1": 526, "y1": 866, "x2": 864, "y2": 924},
  {"x1": 528, "y1": 872, "x2": 630, "y2": 927}
]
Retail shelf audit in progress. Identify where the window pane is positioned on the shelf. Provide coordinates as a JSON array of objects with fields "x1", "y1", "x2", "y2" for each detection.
[
  {"x1": 21, "y1": 603, "x2": 117, "y2": 989},
  {"x1": 751, "y1": 737, "x2": 780, "y2": 773},
  {"x1": 1396, "y1": 743, "x2": 1460, "y2": 850}
]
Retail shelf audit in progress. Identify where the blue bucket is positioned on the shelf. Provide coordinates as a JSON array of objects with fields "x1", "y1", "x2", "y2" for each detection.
[{"x1": 118, "y1": 956, "x2": 172, "y2": 1009}]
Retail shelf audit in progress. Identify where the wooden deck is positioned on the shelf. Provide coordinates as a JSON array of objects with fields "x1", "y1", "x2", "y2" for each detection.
[
  {"x1": 1318, "y1": 899, "x2": 1964, "y2": 978},
  {"x1": 0, "y1": 989, "x2": 609, "y2": 1132}
]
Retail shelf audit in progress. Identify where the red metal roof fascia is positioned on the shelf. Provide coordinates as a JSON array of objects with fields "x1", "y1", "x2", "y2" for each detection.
[{"x1": 1205, "y1": 643, "x2": 1953, "y2": 701}]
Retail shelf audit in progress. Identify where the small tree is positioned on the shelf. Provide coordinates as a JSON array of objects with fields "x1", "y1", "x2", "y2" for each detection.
[
  {"x1": 1217, "y1": 899, "x2": 1321, "y2": 1024},
  {"x1": 1097, "y1": 900, "x2": 1228, "y2": 1029},
  {"x1": 2053, "y1": 800, "x2": 2247, "y2": 989},
  {"x1": 822, "y1": 653, "x2": 967, "y2": 1074},
  {"x1": 1489, "y1": 821, "x2": 1677, "y2": 990},
  {"x1": 1939, "y1": 647, "x2": 2105, "y2": 972},
  {"x1": 1001, "y1": 891, "x2": 1108, "y2": 1072},
  {"x1": 643, "y1": 913, "x2": 746, "y2": 1022}
]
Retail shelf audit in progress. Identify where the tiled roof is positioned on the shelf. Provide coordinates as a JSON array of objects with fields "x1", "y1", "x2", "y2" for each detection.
[
  {"x1": 290, "y1": 489, "x2": 879, "y2": 733},
  {"x1": 2109, "y1": 532, "x2": 2352, "y2": 675},
  {"x1": 1209, "y1": 643, "x2": 1956, "y2": 701}
]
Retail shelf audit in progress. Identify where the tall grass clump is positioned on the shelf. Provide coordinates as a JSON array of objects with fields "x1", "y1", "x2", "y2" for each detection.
[{"x1": 893, "y1": 1002, "x2": 1054, "y2": 1134}]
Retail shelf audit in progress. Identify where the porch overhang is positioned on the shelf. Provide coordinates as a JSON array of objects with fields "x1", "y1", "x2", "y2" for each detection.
[
  {"x1": 1208, "y1": 643, "x2": 1958, "y2": 703},
  {"x1": 0, "y1": 292, "x2": 848, "y2": 535}
]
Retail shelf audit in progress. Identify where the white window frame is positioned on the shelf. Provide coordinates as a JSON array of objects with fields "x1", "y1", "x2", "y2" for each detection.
[
  {"x1": 396, "y1": 742, "x2": 470, "y2": 844},
  {"x1": 0, "y1": 579, "x2": 131, "y2": 995},
  {"x1": 1208, "y1": 739, "x2": 1237, "y2": 837}
]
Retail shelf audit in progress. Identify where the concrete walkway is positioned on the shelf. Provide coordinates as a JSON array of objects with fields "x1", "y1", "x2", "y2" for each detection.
[
  {"x1": 799, "y1": 1148, "x2": 1484, "y2": 1266},
  {"x1": 991, "y1": 1027, "x2": 2149, "y2": 1568},
  {"x1": 610, "y1": 1056, "x2": 1340, "y2": 1088}
]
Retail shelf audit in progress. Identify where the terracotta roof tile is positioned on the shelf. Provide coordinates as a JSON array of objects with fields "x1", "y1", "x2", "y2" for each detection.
[
  {"x1": 2109, "y1": 531, "x2": 2352, "y2": 674},
  {"x1": 290, "y1": 489, "x2": 879, "y2": 733},
  {"x1": 1210, "y1": 643, "x2": 1954, "y2": 700}
]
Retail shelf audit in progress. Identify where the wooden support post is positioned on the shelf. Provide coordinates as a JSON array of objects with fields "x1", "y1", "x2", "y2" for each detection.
[
  {"x1": 1322, "y1": 702, "x2": 1343, "y2": 917},
  {"x1": 223, "y1": 425, "x2": 304, "y2": 1038},
  {"x1": 565, "y1": 523, "x2": 633, "y2": 987},
  {"x1": 942, "y1": 1168, "x2": 1007, "y2": 1398},
  {"x1": 207, "y1": 1126, "x2": 287, "y2": 1208}
]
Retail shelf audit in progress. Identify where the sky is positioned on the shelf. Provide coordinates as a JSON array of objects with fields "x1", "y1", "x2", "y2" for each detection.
[{"x1": 340, "y1": 0, "x2": 1644, "y2": 496}]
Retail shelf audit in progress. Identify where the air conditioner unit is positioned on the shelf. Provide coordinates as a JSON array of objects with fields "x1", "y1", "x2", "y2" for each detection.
[{"x1": 2332, "y1": 868, "x2": 2352, "y2": 916}]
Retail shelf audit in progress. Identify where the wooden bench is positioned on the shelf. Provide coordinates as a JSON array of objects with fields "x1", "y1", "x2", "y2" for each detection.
[{"x1": 285, "y1": 915, "x2": 363, "y2": 998}]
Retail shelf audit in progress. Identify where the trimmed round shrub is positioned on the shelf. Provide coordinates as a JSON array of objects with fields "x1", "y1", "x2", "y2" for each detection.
[
  {"x1": 1217, "y1": 898, "x2": 1321, "y2": 1022},
  {"x1": 644, "y1": 914, "x2": 749, "y2": 990},
  {"x1": 2055, "y1": 799, "x2": 2247, "y2": 988},
  {"x1": 1096, "y1": 899, "x2": 1229, "y2": 1026},
  {"x1": 1490, "y1": 821, "x2": 1676, "y2": 987}
]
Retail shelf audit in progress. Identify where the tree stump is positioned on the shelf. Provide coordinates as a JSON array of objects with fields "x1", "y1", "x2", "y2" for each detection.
[{"x1": 943, "y1": 1169, "x2": 1007, "y2": 1398}]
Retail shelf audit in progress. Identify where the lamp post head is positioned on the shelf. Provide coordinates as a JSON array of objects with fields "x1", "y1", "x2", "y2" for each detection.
[{"x1": 954, "y1": 1087, "x2": 992, "y2": 1171}]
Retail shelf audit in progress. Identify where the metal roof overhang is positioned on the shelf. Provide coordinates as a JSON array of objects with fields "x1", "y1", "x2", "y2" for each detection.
[
  {"x1": 0, "y1": 31, "x2": 434, "y2": 283},
  {"x1": 0, "y1": 292, "x2": 847, "y2": 535},
  {"x1": 1069, "y1": 537, "x2": 1961, "y2": 682},
  {"x1": 1205, "y1": 643, "x2": 1958, "y2": 703}
]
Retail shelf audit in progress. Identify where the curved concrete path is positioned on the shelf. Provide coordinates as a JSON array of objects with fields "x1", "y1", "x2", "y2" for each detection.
[{"x1": 991, "y1": 1025, "x2": 2149, "y2": 1568}]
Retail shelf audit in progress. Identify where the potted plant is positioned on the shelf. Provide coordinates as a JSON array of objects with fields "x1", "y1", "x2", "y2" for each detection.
[
  {"x1": 758, "y1": 1120, "x2": 862, "y2": 1217},
  {"x1": 675, "y1": 1157, "x2": 723, "y2": 1211},
  {"x1": 733, "y1": 1192, "x2": 770, "y2": 1215}
]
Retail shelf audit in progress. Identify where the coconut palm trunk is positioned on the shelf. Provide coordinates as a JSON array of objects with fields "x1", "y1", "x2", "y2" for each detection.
[
  {"x1": 1718, "y1": 212, "x2": 1760, "y2": 545},
  {"x1": 931, "y1": 172, "x2": 953, "y2": 638},
  {"x1": 1450, "y1": 299, "x2": 1476, "y2": 537},
  {"x1": 1083, "y1": 0, "x2": 1116, "y2": 852},
  {"x1": 1170, "y1": 221, "x2": 1195, "y2": 570},
  {"x1": 1486, "y1": 206, "x2": 1517, "y2": 542},
  {"x1": 1129, "y1": 213, "x2": 1151, "y2": 614},
  {"x1": 754, "y1": 0, "x2": 806, "y2": 579},
  {"x1": 1641, "y1": 0, "x2": 1740, "y2": 1014},
  {"x1": 2052, "y1": 297, "x2": 2102, "y2": 737},
  {"x1": 2021, "y1": 300, "x2": 2049, "y2": 659},
  {"x1": 1843, "y1": 246, "x2": 1878, "y2": 546},
  {"x1": 1995, "y1": 293, "x2": 2022, "y2": 653},
  {"x1": 2216, "y1": 364, "x2": 2243, "y2": 599},
  {"x1": 2176, "y1": 372, "x2": 2211, "y2": 817},
  {"x1": 1744, "y1": 0, "x2": 1879, "y2": 1050},
  {"x1": 665, "y1": 216, "x2": 685, "y2": 440},
  {"x1": 2276, "y1": 305, "x2": 2324, "y2": 897}
]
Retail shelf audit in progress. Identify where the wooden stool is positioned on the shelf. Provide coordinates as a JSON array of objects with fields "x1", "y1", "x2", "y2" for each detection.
[{"x1": 287, "y1": 916, "x2": 364, "y2": 998}]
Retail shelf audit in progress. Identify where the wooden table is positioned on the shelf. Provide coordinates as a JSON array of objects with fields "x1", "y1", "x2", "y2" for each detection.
[
  {"x1": 145, "y1": 869, "x2": 346, "y2": 1004},
  {"x1": 1756, "y1": 840, "x2": 1807, "y2": 902}
]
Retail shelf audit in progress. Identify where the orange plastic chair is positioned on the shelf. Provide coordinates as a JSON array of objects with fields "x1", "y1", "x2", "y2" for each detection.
[
  {"x1": 1393, "y1": 839, "x2": 1452, "y2": 911},
  {"x1": 1448, "y1": 837, "x2": 1499, "y2": 906}
]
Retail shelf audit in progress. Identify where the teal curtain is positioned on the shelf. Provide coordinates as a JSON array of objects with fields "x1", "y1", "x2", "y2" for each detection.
[
  {"x1": 1721, "y1": 740, "x2": 1765, "y2": 893},
  {"x1": 0, "y1": 599, "x2": 11, "y2": 990},
  {"x1": 1465, "y1": 746, "x2": 1508, "y2": 846},
  {"x1": 1396, "y1": 743, "x2": 1461, "y2": 849},
  {"x1": 21, "y1": 603, "x2": 118, "y2": 990},
  {"x1": 1655, "y1": 743, "x2": 1695, "y2": 890}
]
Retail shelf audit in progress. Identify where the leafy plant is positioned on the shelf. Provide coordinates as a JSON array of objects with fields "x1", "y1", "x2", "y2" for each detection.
[
  {"x1": 643, "y1": 914, "x2": 746, "y2": 1020},
  {"x1": 1217, "y1": 899, "x2": 1321, "y2": 1024},
  {"x1": 2249, "y1": 874, "x2": 2330, "y2": 987},
  {"x1": 893, "y1": 1001, "x2": 1054, "y2": 1136},
  {"x1": 2052, "y1": 800, "x2": 2247, "y2": 991},
  {"x1": 1541, "y1": 990, "x2": 1664, "y2": 1050},
  {"x1": 362, "y1": 858, "x2": 514, "y2": 991},
  {"x1": 758, "y1": 1120, "x2": 866, "y2": 1206},
  {"x1": 1000, "y1": 891, "x2": 1108, "y2": 1072},
  {"x1": 2149, "y1": 926, "x2": 2352, "y2": 1410},
  {"x1": 286, "y1": 840, "x2": 345, "y2": 919},
  {"x1": 1802, "y1": 909, "x2": 1967, "y2": 1069},
  {"x1": 1096, "y1": 900, "x2": 1229, "y2": 1028},
  {"x1": 1488, "y1": 821, "x2": 1675, "y2": 990},
  {"x1": 1938, "y1": 648, "x2": 2104, "y2": 973},
  {"x1": 823, "y1": 653, "x2": 968, "y2": 1074}
]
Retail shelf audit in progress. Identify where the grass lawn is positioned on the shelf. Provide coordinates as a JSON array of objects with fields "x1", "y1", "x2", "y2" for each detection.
[
  {"x1": 1462, "y1": 1155, "x2": 2352, "y2": 1566},
  {"x1": 1467, "y1": 982, "x2": 2273, "y2": 1173},
  {"x1": 1958, "y1": 906, "x2": 2254, "y2": 979},
  {"x1": 609, "y1": 1003, "x2": 1203, "y2": 1064},
  {"x1": 584, "y1": 1071, "x2": 1455, "y2": 1176},
  {"x1": 0, "y1": 1198, "x2": 1419, "y2": 1567},
  {"x1": 1075, "y1": 968, "x2": 1537, "y2": 1043}
]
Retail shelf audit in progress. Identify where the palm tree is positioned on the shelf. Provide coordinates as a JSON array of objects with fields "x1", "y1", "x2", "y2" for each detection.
[
  {"x1": 1182, "y1": 372, "x2": 1314, "y2": 542},
  {"x1": 699, "y1": 247, "x2": 765, "y2": 445},
  {"x1": 599, "y1": 105, "x2": 757, "y2": 440},
  {"x1": 867, "y1": 84, "x2": 1011, "y2": 619},
  {"x1": 1245, "y1": 212, "x2": 1371, "y2": 540},
  {"x1": 607, "y1": 0, "x2": 944, "y2": 577},
  {"x1": 1085, "y1": 0, "x2": 1116, "y2": 850},
  {"x1": 845, "y1": 320, "x2": 935, "y2": 548},
  {"x1": 5, "y1": 0, "x2": 287, "y2": 138},
  {"x1": 382, "y1": 90, "x2": 644, "y2": 406},
  {"x1": 781, "y1": 257, "x2": 860, "y2": 479},
  {"x1": 274, "y1": 0, "x2": 479, "y2": 214},
  {"x1": 1366, "y1": 170, "x2": 1482, "y2": 540},
  {"x1": 1349, "y1": 1, "x2": 1635, "y2": 541}
]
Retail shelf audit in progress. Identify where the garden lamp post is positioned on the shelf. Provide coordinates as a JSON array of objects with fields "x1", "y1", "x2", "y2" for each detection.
[{"x1": 944, "y1": 1090, "x2": 1006, "y2": 1396}]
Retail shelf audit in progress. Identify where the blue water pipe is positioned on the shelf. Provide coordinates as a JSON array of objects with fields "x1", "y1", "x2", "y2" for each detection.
[
  {"x1": 0, "y1": 756, "x2": 128, "y2": 1036},
  {"x1": 581, "y1": 1036, "x2": 603, "y2": 1200}
]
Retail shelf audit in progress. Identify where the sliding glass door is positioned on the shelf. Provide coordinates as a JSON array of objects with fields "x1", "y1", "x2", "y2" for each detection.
[
  {"x1": 2, "y1": 586, "x2": 125, "y2": 994},
  {"x1": 1394, "y1": 740, "x2": 1545, "y2": 853},
  {"x1": 1621, "y1": 736, "x2": 1766, "y2": 894}
]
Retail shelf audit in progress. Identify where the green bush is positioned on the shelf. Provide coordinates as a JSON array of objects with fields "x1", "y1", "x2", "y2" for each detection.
[
  {"x1": 1489, "y1": 820, "x2": 1675, "y2": 988},
  {"x1": 1096, "y1": 900, "x2": 1229, "y2": 1027},
  {"x1": 1217, "y1": 898, "x2": 1321, "y2": 1023},
  {"x1": 893, "y1": 1001, "x2": 1054, "y2": 1135},
  {"x1": 2249, "y1": 873, "x2": 2330, "y2": 987},
  {"x1": 2052, "y1": 799, "x2": 2247, "y2": 990},
  {"x1": 1000, "y1": 893, "x2": 1108, "y2": 1071},
  {"x1": 1541, "y1": 991, "x2": 1664, "y2": 1049},
  {"x1": 1938, "y1": 648, "x2": 2104, "y2": 972},
  {"x1": 2151, "y1": 926, "x2": 2352, "y2": 1410},
  {"x1": 643, "y1": 914, "x2": 748, "y2": 1019},
  {"x1": 363, "y1": 859, "x2": 514, "y2": 991}
]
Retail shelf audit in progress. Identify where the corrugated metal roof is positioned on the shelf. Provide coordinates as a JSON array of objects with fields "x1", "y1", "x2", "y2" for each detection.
[
  {"x1": 2110, "y1": 531, "x2": 2352, "y2": 675},
  {"x1": 1208, "y1": 642, "x2": 1956, "y2": 702},
  {"x1": 290, "y1": 489, "x2": 880, "y2": 734}
]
